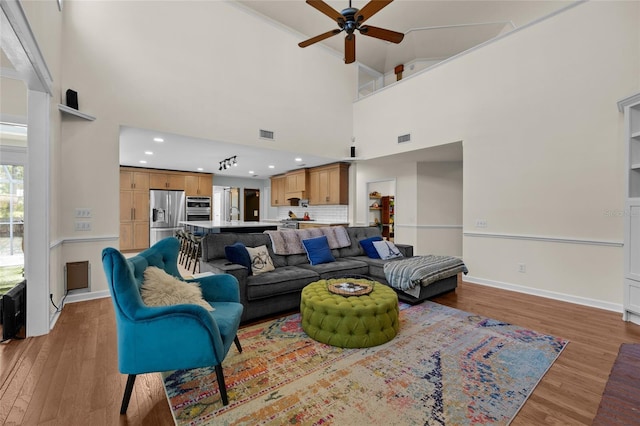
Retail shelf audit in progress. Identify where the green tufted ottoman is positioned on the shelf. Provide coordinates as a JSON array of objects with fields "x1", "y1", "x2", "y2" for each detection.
[{"x1": 300, "y1": 278, "x2": 399, "y2": 348}]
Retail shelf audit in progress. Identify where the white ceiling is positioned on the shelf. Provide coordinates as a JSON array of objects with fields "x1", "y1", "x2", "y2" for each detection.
[
  {"x1": 119, "y1": 126, "x2": 339, "y2": 178},
  {"x1": 117, "y1": 1, "x2": 572, "y2": 180},
  {"x1": 236, "y1": 0, "x2": 573, "y2": 73}
]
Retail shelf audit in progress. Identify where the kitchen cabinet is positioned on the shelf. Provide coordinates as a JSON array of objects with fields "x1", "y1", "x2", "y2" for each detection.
[
  {"x1": 120, "y1": 180, "x2": 150, "y2": 251},
  {"x1": 149, "y1": 172, "x2": 185, "y2": 190},
  {"x1": 120, "y1": 222, "x2": 149, "y2": 252},
  {"x1": 185, "y1": 174, "x2": 213, "y2": 196},
  {"x1": 285, "y1": 170, "x2": 308, "y2": 196},
  {"x1": 308, "y1": 163, "x2": 349, "y2": 205},
  {"x1": 271, "y1": 175, "x2": 287, "y2": 206},
  {"x1": 120, "y1": 169, "x2": 149, "y2": 191}
]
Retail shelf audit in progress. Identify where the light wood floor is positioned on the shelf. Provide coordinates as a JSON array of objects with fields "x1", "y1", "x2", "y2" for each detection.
[{"x1": 1, "y1": 279, "x2": 639, "y2": 425}]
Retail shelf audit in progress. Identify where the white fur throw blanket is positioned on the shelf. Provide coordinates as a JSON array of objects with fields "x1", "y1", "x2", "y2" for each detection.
[{"x1": 265, "y1": 227, "x2": 351, "y2": 255}]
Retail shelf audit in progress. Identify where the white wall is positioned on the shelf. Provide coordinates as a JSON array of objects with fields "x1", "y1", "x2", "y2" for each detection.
[
  {"x1": 353, "y1": 1, "x2": 639, "y2": 310},
  {"x1": 55, "y1": 1, "x2": 355, "y2": 293},
  {"x1": 416, "y1": 161, "x2": 462, "y2": 257}
]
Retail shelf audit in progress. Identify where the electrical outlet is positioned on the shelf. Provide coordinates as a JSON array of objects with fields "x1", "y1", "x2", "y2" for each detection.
[
  {"x1": 74, "y1": 221, "x2": 92, "y2": 231},
  {"x1": 475, "y1": 219, "x2": 488, "y2": 228},
  {"x1": 75, "y1": 208, "x2": 92, "y2": 218},
  {"x1": 518, "y1": 263, "x2": 526, "y2": 273}
]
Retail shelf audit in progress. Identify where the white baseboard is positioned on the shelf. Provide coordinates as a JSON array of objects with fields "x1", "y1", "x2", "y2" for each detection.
[
  {"x1": 64, "y1": 289, "x2": 111, "y2": 304},
  {"x1": 49, "y1": 309, "x2": 61, "y2": 330},
  {"x1": 464, "y1": 275, "x2": 624, "y2": 314}
]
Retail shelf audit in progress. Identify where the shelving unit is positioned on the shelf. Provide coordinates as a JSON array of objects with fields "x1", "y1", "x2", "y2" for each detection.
[
  {"x1": 381, "y1": 195, "x2": 394, "y2": 240},
  {"x1": 369, "y1": 195, "x2": 382, "y2": 228},
  {"x1": 368, "y1": 194, "x2": 394, "y2": 240},
  {"x1": 58, "y1": 104, "x2": 96, "y2": 121},
  {"x1": 618, "y1": 92, "x2": 640, "y2": 324}
]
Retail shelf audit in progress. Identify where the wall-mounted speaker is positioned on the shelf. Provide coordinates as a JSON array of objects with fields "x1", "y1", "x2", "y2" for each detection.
[
  {"x1": 350, "y1": 146, "x2": 356, "y2": 158},
  {"x1": 66, "y1": 89, "x2": 78, "y2": 110}
]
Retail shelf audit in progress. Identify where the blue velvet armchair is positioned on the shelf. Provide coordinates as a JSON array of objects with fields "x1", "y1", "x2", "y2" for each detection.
[{"x1": 101, "y1": 237, "x2": 244, "y2": 414}]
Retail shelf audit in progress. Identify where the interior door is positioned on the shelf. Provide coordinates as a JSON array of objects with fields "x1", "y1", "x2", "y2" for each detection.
[{"x1": 244, "y1": 188, "x2": 260, "y2": 222}]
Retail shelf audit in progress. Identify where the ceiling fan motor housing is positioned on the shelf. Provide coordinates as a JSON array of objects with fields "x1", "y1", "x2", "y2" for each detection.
[{"x1": 340, "y1": 7, "x2": 359, "y2": 34}]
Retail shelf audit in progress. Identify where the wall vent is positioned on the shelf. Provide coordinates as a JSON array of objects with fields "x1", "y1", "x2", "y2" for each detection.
[
  {"x1": 259, "y1": 129, "x2": 275, "y2": 140},
  {"x1": 397, "y1": 133, "x2": 411, "y2": 144}
]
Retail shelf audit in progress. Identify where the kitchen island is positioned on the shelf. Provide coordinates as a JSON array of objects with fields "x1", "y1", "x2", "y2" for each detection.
[{"x1": 180, "y1": 220, "x2": 278, "y2": 234}]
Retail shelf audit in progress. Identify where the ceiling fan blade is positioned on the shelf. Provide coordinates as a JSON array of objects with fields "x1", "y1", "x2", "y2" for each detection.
[
  {"x1": 299, "y1": 29, "x2": 342, "y2": 48},
  {"x1": 345, "y1": 34, "x2": 355, "y2": 64},
  {"x1": 359, "y1": 25, "x2": 404, "y2": 44},
  {"x1": 356, "y1": 0, "x2": 393, "y2": 25},
  {"x1": 306, "y1": 0, "x2": 343, "y2": 22}
]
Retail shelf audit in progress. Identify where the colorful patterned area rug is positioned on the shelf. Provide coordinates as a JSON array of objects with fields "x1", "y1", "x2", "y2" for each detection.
[{"x1": 162, "y1": 302, "x2": 568, "y2": 425}]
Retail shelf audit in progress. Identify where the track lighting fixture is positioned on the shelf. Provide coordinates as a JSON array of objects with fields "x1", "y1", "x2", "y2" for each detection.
[{"x1": 218, "y1": 155, "x2": 237, "y2": 171}]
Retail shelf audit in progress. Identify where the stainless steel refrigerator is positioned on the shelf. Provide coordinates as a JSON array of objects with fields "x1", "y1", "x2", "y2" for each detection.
[{"x1": 149, "y1": 190, "x2": 186, "y2": 246}]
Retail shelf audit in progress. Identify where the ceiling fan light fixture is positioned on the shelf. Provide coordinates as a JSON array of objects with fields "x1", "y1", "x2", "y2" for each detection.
[{"x1": 298, "y1": 0, "x2": 403, "y2": 64}]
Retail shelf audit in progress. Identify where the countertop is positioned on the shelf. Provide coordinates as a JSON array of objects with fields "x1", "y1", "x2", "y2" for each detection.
[{"x1": 179, "y1": 220, "x2": 279, "y2": 229}]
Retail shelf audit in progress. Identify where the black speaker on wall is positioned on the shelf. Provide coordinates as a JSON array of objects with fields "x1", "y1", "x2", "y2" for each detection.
[
  {"x1": 66, "y1": 89, "x2": 78, "y2": 110},
  {"x1": 350, "y1": 146, "x2": 356, "y2": 158}
]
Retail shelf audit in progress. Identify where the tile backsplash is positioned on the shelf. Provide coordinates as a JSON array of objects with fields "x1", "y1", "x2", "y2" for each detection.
[{"x1": 277, "y1": 205, "x2": 348, "y2": 222}]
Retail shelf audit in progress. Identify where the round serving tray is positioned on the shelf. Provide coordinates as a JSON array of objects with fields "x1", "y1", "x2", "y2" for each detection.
[{"x1": 327, "y1": 281, "x2": 373, "y2": 296}]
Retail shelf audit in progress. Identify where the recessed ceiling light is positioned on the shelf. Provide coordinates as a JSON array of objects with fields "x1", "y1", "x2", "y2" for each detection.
[
  {"x1": 153, "y1": 137, "x2": 164, "y2": 142},
  {"x1": 248, "y1": 171, "x2": 254, "y2": 174},
  {"x1": 139, "y1": 160, "x2": 147, "y2": 164},
  {"x1": 268, "y1": 165, "x2": 275, "y2": 169},
  {"x1": 144, "y1": 151, "x2": 153, "y2": 155},
  {"x1": 197, "y1": 167, "x2": 203, "y2": 171},
  {"x1": 295, "y1": 157, "x2": 302, "y2": 162}
]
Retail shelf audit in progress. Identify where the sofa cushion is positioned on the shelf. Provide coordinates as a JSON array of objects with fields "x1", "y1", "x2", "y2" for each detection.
[
  {"x1": 302, "y1": 235, "x2": 335, "y2": 265},
  {"x1": 246, "y1": 245, "x2": 276, "y2": 275},
  {"x1": 373, "y1": 240, "x2": 403, "y2": 260},
  {"x1": 246, "y1": 266, "x2": 319, "y2": 300},
  {"x1": 298, "y1": 258, "x2": 369, "y2": 279},
  {"x1": 340, "y1": 227, "x2": 383, "y2": 257},
  {"x1": 225, "y1": 242, "x2": 252, "y2": 275},
  {"x1": 202, "y1": 233, "x2": 286, "y2": 267},
  {"x1": 359, "y1": 236, "x2": 383, "y2": 259}
]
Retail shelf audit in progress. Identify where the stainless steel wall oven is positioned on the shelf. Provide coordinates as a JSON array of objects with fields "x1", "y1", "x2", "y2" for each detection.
[{"x1": 185, "y1": 196, "x2": 211, "y2": 221}]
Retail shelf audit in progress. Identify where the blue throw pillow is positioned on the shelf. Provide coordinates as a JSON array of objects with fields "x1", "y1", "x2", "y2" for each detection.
[
  {"x1": 224, "y1": 242, "x2": 252, "y2": 275},
  {"x1": 359, "y1": 236, "x2": 383, "y2": 259},
  {"x1": 302, "y1": 236, "x2": 335, "y2": 266}
]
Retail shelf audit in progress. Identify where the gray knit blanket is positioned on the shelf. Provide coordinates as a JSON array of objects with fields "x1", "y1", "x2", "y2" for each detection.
[
  {"x1": 384, "y1": 255, "x2": 468, "y2": 297},
  {"x1": 265, "y1": 227, "x2": 351, "y2": 255}
]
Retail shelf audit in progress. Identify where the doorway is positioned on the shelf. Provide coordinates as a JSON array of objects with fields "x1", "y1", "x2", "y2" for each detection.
[{"x1": 244, "y1": 189, "x2": 260, "y2": 222}]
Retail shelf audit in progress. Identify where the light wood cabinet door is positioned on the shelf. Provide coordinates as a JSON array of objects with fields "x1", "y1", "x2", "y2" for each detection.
[
  {"x1": 168, "y1": 174, "x2": 185, "y2": 190},
  {"x1": 149, "y1": 173, "x2": 185, "y2": 190},
  {"x1": 133, "y1": 191, "x2": 149, "y2": 221},
  {"x1": 270, "y1": 176, "x2": 286, "y2": 206},
  {"x1": 286, "y1": 170, "x2": 307, "y2": 193},
  {"x1": 120, "y1": 223, "x2": 133, "y2": 251},
  {"x1": 308, "y1": 170, "x2": 321, "y2": 205},
  {"x1": 185, "y1": 174, "x2": 213, "y2": 196},
  {"x1": 120, "y1": 170, "x2": 149, "y2": 190},
  {"x1": 133, "y1": 221, "x2": 150, "y2": 250},
  {"x1": 120, "y1": 170, "x2": 133, "y2": 191},
  {"x1": 120, "y1": 191, "x2": 133, "y2": 221},
  {"x1": 307, "y1": 163, "x2": 349, "y2": 205}
]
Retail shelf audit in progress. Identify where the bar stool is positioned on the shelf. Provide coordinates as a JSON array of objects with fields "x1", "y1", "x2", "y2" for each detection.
[
  {"x1": 176, "y1": 229, "x2": 189, "y2": 267},
  {"x1": 186, "y1": 233, "x2": 203, "y2": 273}
]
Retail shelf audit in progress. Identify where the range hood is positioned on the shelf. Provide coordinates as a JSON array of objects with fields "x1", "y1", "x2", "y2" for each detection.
[{"x1": 286, "y1": 191, "x2": 305, "y2": 200}]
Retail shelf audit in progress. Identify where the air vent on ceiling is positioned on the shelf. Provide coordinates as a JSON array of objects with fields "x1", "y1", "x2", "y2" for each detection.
[
  {"x1": 259, "y1": 129, "x2": 275, "y2": 140},
  {"x1": 398, "y1": 133, "x2": 411, "y2": 144}
]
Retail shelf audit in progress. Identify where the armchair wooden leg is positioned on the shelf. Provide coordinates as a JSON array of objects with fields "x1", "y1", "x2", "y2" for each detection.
[
  {"x1": 120, "y1": 374, "x2": 136, "y2": 414},
  {"x1": 215, "y1": 364, "x2": 229, "y2": 406},
  {"x1": 234, "y1": 335, "x2": 243, "y2": 353}
]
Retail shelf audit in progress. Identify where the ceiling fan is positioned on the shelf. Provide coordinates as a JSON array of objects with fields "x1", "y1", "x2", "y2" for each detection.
[{"x1": 298, "y1": 0, "x2": 404, "y2": 64}]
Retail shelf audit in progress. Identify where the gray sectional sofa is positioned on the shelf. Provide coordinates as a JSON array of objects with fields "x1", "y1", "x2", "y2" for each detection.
[{"x1": 199, "y1": 226, "x2": 457, "y2": 323}]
